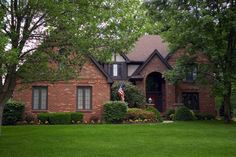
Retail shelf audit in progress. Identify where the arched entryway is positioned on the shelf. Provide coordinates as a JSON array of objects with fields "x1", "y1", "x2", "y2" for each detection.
[{"x1": 146, "y1": 72, "x2": 165, "y2": 112}]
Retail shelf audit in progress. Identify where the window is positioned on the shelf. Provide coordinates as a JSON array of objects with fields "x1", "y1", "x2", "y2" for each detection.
[
  {"x1": 109, "y1": 63, "x2": 122, "y2": 77},
  {"x1": 182, "y1": 92, "x2": 199, "y2": 110},
  {"x1": 113, "y1": 64, "x2": 118, "y2": 76},
  {"x1": 77, "y1": 86, "x2": 92, "y2": 110},
  {"x1": 32, "y1": 86, "x2": 48, "y2": 110},
  {"x1": 185, "y1": 66, "x2": 197, "y2": 82}
]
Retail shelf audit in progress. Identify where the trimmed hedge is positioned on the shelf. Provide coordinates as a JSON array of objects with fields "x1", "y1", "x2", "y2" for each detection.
[
  {"x1": 71, "y1": 112, "x2": 83, "y2": 123},
  {"x1": 48, "y1": 113, "x2": 71, "y2": 124},
  {"x1": 145, "y1": 106, "x2": 163, "y2": 122},
  {"x1": 175, "y1": 106, "x2": 194, "y2": 121},
  {"x1": 125, "y1": 108, "x2": 157, "y2": 123},
  {"x1": 3, "y1": 101, "x2": 25, "y2": 125},
  {"x1": 38, "y1": 113, "x2": 50, "y2": 124},
  {"x1": 37, "y1": 112, "x2": 83, "y2": 124},
  {"x1": 103, "y1": 101, "x2": 127, "y2": 123}
]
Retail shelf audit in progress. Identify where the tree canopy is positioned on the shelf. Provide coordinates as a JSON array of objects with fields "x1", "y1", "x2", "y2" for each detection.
[{"x1": 145, "y1": 0, "x2": 236, "y2": 121}]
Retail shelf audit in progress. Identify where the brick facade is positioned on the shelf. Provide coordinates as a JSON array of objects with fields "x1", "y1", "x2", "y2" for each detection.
[
  {"x1": 167, "y1": 50, "x2": 215, "y2": 114},
  {"x1": 132, "y1": 50, "x2": 215, "y2": 114},
  {"x1": 13, "y1": 35, "x2": 216, "y2": 122},
  {"x1": 13, "y1": 59, "x2": 111, "y2": 122}
]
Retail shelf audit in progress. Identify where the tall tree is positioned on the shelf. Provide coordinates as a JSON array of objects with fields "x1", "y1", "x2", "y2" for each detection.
[
  {"x1": 145, "y1": 0, "x2": 236, "y2": 122},
  {"x1": 0, "y1": 0, "x2": 148, "y2": 128}
]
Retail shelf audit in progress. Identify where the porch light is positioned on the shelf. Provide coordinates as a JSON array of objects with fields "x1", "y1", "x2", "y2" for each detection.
[{"x1": 148, "y1": 97, "x2": 152, "y2": 104}]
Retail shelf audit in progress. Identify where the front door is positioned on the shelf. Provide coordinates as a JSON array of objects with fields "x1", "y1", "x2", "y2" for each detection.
[{"x1": 146, "y1": 72, "x2": 165, "y2": 112}]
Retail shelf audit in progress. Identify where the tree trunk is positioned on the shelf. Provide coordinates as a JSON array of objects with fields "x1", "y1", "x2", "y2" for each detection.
[
  {"x1": 223, "y1": 82, "x2": 232, "y2": 123},
  {"x1": 0, "y1": 103, "x2": 4, "y2": 136},
  {"x1": 0, "y1": 71, "x2": 17, "y2": 135}
]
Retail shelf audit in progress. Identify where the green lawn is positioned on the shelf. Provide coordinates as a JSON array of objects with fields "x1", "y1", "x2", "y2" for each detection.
[{"x1": 0, "y1": 121, "x2": 236, "y2": 157}]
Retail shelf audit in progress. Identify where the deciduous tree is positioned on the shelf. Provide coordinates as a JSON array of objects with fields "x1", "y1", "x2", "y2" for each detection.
[
  {"x1": 146, "y1": 0, "x2": 236, "y2": 122},
  {"x1": 0, "y1": 0, "x2": 148, "y2": 129}
]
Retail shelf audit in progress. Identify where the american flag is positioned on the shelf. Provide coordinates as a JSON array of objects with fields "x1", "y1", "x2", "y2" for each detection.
[
  {"x1": 118, "y1": 82, "x2": 125, "y2": 101},
  {"x1": 118, "y1": 86, "x2": 124, "y2": 96}
]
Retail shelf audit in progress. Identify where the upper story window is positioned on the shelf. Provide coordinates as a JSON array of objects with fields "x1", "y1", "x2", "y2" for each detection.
[
  {"x1": 109, "y1": 63, "x2": 122, "y2": 77},
  {"x1": 113, "y1": 64, "x2": 118, "y2": 76},
  {"x1": 185, "y1": 66, "x2": 197, "y2": 82}
]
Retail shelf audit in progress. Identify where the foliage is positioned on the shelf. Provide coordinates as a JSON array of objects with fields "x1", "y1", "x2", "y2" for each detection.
[
  {"x1": 145, "y1": 106, "x2": 163, "y2": 122},
  {"x1": 125, "y1": 108, "x2": 157, "y2": 123},
  {"x1": 111, "y1": 82, "x2": 146, "y2": 108},
  {"x1": 103, "y1": 101, "x2": 127, "y2": 123},
  {"x1": 145, "y1": 0, "x2": 236, "y2": 122},
  {"x1": 24, "y1": 113, "x2": 36, "y2": 124},
  {"x1": 174, "y1": 107, "x2": 194, "y2": 121},
  {"x1": 2, "y1": 101, "x2": 25, "y2": 125},
  {"x1": 0, "y1": 0, "x2": 148, "y2": 82},
  {"x1": 165, "y1": 108, "x2": 176, "y2": 120},
  {"x1": 37, "y1": 112, "x2": 83, "y2": 124},
  {"x1": 194, "y1": 112, "x2": 215, "y2": 120},
  {"x1": 48, "y1": 113, "x2": 72, "y2": 124},
  {"x1": 71, "y1": 112, "x2": 84, "y2": 123},
  {"x1": 89, "y1": 116, "x2": 100, "y2": 123},
  {"x1": 37, "y1": 113, "x2": 50, "y2": 124}
]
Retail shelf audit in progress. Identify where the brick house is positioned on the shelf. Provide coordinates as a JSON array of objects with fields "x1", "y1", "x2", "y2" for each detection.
[{"x1": 13, "y1": 35, "x2": 215, "y2": 121}]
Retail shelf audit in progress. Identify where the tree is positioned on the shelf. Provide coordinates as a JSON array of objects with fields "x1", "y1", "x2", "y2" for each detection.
[
  {"x1": 145, "y1": 0, "x2": 236, "y2": 122},
  {"x1": 0, "y1": 0, "x2": 148, "y2": 129}
]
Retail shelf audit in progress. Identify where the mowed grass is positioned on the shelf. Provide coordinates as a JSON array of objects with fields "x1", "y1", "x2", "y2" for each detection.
[{"x1": 0, "y1": 121, "x2": 236, "y2": 157}]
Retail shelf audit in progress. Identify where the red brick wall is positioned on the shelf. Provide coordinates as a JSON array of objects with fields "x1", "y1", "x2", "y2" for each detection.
[
  {"x1": 13, "y1": 59, "x2": 111, "y2": 122},
  {"x1": 174, "y1": 83, "x2": 215, "y2": 114},
  {"x1": 135, "y1": 51, "x2": 215, "y2": 114},
  {"x1": 167, "y1": 50, "x2": 216, "y2": 114}
]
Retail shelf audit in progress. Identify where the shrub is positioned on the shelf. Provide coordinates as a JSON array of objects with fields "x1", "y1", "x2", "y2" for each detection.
[
  {"x1": 203, "y1": 113, "x2": 215, "y2": 120},
  {"x1": 71, "y1": 112, "x2": 83, "y2": 123},
  {"x1": 146, "y1": 106, "x2": 163, "y2": 122},
  {"x1": 175, "y1": 106, "x2": 194, "y2": 121},
  {"x1": 38, "y1": 113, "x2": 50, "y2": 124},
  {"x1": 125, "y1": 108, "x2": 157, "y2": 122},
  {"x1": 103, "y1": 101, "x2": 127, "y2": 123},
  {"x1": 90, "y1": 115, "x2": 100, "y2": 123},
  {"x1": 48, "y1": 112, "x2": 72, "y2": 124},
  {"x1": 111, "y1": 82, "x2": 145, "y2": 108},
  {"x1": 165, "y1": 108, "x2": 175, "y2": 120},
  {"x1": 194, "y1": 112, "x2": 215, "y2": 120},
  {"x1": 25, "y1": 113, "x2": 36, "y2": 124},
  {"x1": 3, "y1": 101, "x2": 25, "y2": 125}
]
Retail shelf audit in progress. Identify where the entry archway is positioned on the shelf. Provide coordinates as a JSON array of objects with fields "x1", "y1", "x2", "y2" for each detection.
[{"x1": 146, "y1": 72, "x2": 165, "y2": 112}]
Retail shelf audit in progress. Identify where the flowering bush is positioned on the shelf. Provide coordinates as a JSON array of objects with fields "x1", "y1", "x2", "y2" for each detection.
[{"x1": 125, "y1": 108, "x2": 157, "y2": 123}]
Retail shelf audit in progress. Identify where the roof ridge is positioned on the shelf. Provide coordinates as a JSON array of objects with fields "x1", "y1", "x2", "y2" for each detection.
[{"x1": 132, "y1": 49, "x2": 172, "y2": 76}]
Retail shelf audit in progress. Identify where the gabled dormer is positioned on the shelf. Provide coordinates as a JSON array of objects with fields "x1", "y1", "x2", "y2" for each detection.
[{"x1": 102, "y1": 53, "x2": 129, "y2": 80}]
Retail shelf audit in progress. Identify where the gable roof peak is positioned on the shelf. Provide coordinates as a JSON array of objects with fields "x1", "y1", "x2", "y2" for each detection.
[{"x1": 132, "y1": 49, "x2": 172, "y2": 76}]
